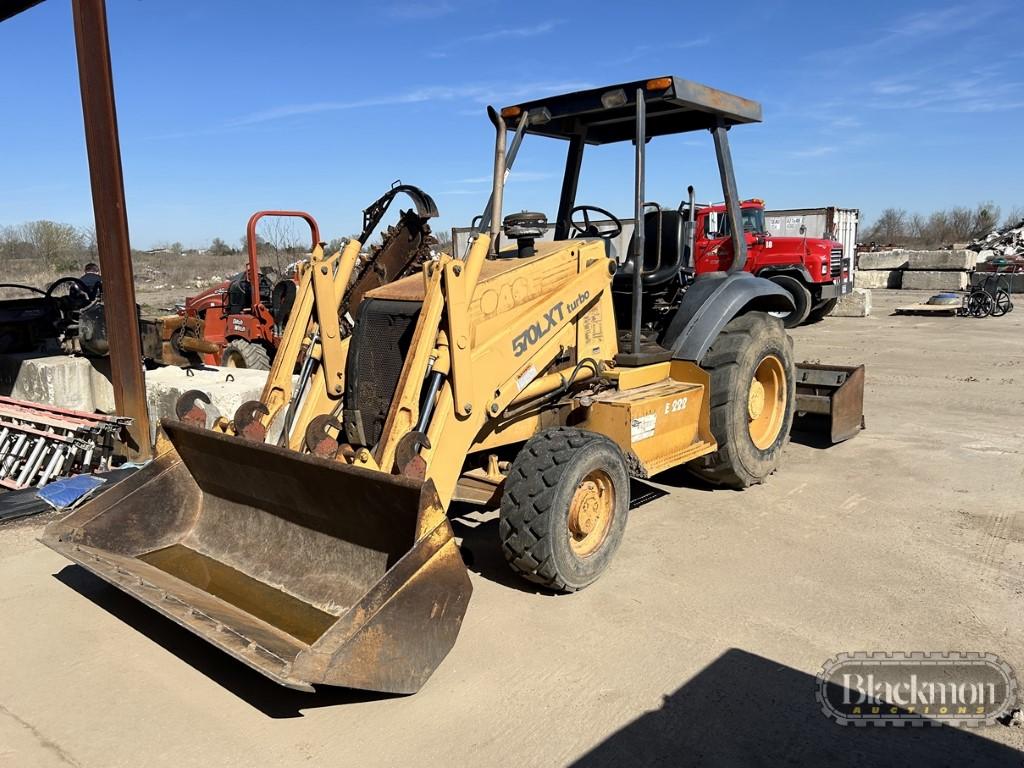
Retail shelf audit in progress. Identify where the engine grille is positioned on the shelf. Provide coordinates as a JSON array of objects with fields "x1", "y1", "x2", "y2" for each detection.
[
  {"x1": 830, "y1": 247, "x2": 844, "y2": 277},
  {"x1": 343, "y1": 298, "x2": 421, "y2": 448}
]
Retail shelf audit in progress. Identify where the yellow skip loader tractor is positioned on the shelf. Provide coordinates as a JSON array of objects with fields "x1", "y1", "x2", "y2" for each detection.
[{"x1": 43, "y1": 77, "x2": 864, "y2": 694}]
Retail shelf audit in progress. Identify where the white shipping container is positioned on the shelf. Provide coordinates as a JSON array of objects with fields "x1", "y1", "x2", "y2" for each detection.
[
  {"x1": 764, "y1": 207, "x2": 859, "y2": 267},
  {"x1": 765, "y1": 207, "x2": 859, "y2": 292}
]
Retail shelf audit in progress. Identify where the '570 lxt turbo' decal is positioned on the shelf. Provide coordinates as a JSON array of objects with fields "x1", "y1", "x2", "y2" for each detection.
[{"x1": 512, "y1": 290, "x2": 590, "y2": 357}]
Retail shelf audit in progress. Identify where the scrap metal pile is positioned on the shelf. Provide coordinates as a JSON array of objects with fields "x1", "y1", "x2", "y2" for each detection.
[
  {"x1": 969, "y1": 219, "x2": 1024, "y2": 267},
  {"x1": 0, "y1": 395, "x2": 129, "y2": 490}
]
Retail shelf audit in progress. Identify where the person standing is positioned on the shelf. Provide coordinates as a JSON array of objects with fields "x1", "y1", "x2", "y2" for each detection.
[{"x1": 79, "y1": 262, "x2": 102, "y2": 300}]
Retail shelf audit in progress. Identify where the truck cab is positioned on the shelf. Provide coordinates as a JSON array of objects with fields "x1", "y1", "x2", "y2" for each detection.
[{"x1": 693, "y1": 199, "x2": 851, "y2": 326}]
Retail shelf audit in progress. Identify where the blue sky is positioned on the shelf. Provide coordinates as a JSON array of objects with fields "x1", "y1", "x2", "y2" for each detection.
[{"x1": 1, "y1": 0, "x2": 1021, "y2": 248}]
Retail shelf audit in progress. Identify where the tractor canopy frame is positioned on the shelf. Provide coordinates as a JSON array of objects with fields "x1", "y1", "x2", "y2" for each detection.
[{"x1": 484, "y1": 77, "x2": 763, "y2": 358}]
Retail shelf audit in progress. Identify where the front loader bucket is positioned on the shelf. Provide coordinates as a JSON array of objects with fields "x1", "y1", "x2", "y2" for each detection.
[
  {"x1": 41, "y1": 420, "x2": 472, "y2": 694},
  {"x1": 794, "y1": 363, "x2": 865, "y2": 443}
]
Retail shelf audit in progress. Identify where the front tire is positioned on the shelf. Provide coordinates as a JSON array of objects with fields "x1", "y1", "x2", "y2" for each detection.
[
  {"x1": 767, "y1": 274, "x2": 812, "y2": 328},
  {"x1": 221, "y1": 338, "x2": 271, "y2": 370},
  {"x1": 687, "y1": 312, "x2": 795, "y2": 488},
  {"x1": 500, "y1": 428, "x2": 630, "y2": 592}
]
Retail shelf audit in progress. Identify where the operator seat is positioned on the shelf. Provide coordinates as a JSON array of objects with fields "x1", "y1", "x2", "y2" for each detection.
[
  {"x1": 613, "y1": 208, "x2": 688, "y2": 291},
  {"x1": 226, "y1": 275, "x2": 249, "y2": 315},
  {"x1": 225, "y1": 273, "x2": 274, "y2": 315}
]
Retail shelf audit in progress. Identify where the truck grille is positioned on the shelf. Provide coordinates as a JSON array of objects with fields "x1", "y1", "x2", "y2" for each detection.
[
  {"x1": 830, "y1": 247, "x2": 843, "y2": 277},
  {"x1": 343, "y1": 298, "x2": 421, "y2": 448}
]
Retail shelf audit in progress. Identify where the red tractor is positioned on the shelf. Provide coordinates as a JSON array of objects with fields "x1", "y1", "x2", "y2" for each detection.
[
  {"x1": 692, "y1": 198, "x2": 852, "y2": 326},
  {"x1": 180, "y1": 211, "x2": 318, "y2": 369}
]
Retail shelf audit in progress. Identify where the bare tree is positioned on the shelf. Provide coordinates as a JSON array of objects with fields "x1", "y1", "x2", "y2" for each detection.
[
  {"x1": 247, "y1": 217, "x2": 311, "y2": 275},
  {"x1": 866, "y1": 202, "x2": 1015, "y2": 247},
  {"x1": 0, "y1": 225, "x2": 25, "y2": 261},
  {"x1": 208, "y1": 237, "x2": 232, "y2": 256},
  {"x1": 1003, "y1": 206, "x2": 1024, "y2": 228},
  {"x1": 20, "y1": 220, "x2": 86, "y2": 269},
  {"x1": 325, "y1": 237, "x2": 348, "y2": 254},
  {"x1": 969, "y1": 202, "x2": 1000, "y2": 239},
  {"x1": 906, "y1": 213, "x2": 926, "y2": 243},
  {"x1": 433, "y1": 229, "x2": 452, "y2": 255},
  {"x1": 865, "y1": 208, "x2": 907, "y2": 243}
]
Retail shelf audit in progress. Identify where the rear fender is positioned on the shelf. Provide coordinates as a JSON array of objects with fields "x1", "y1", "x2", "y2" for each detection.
[{"x1": 661, "y1": 271, "x2": 793, "y2": 362}]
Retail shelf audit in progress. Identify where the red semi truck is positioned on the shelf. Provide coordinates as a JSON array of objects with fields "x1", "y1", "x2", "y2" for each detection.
[
  {"x1": 692, "y1": 199, "x2": 852, "y2": 327},
  {"x1": 452, "y1": 198, "x2": 854, "y2": 328}
]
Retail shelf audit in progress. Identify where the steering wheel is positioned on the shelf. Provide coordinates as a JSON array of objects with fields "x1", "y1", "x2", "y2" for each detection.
[
  {"x1": 569, "y1": 205, "x2": 623, "y2": 240},
  {"x1": 46, "y1": 277, "x2": 92, "y2": 323}
]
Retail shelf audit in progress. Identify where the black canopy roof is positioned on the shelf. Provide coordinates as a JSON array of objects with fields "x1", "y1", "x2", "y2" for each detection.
[
  {"x1": 501, "y1": 76, "x2": 761, "y2": 145},
  {"x1": 0, "y1": 0, "x2": 44, "y2": 22}
]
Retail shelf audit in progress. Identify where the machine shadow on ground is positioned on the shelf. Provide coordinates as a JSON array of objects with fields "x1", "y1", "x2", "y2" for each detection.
[
  {"x1": 53, "y1": 565, "x2": 401, "y2": 718},
  {"x1": 570, "y1": 648, "x2": 1022, "y2": 767},
  {"x1": 789, "y1": 426, "x2": 842, "y2": 449}
]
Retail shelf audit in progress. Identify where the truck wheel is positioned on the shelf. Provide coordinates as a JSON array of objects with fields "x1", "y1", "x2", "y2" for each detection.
[
  {"x1": 767, "y1": 275, "x2": 812, "y2": 328},
  {"x1": 221, "y1": 339, "x2": 271, "y2": 370},
  {"x1": 806, "y1": 298, "x2": 838, "y2": 323},
  {"x1": 687, "y1": 312, "x2": 795, "y2": 488},
  {"x1": 500, "y1": 427, "x2": 630, "y2": 592}
]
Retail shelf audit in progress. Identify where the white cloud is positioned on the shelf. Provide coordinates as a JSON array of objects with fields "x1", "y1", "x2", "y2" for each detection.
[
  {"x1": 615, "y1": 37, "x2": 710, "y2": 65},
  {"x1": 463, "y1": 20, "x2": 562, "y2": 43},
  {"x1": 448, "y1": 171, "x2": 553, "y2": 185},
  {"x1": 822, "y1": 2, "x2": 1002, "y2": 64},
  {"x1": 788, "y1": 146, "x2": 837, "y2": 159},
  {"x1": 225, "y1": 80, "x2": 592, "y2": 128}
]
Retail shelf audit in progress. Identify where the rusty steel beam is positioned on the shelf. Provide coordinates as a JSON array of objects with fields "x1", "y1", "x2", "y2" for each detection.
[{"x1": 71, "y1": 0, "x2": 152, "y2": 459}]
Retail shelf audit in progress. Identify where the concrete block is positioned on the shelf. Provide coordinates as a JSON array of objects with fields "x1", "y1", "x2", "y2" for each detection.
[
  {"x1": 901, "y1": 270, "x2": 969, "y2": 291},
  {"x1": 831, "y1": 288, "x2": 871, "y2": 317},
  {"x1": 857, "y1": 250, "x2": 908, "y2": 270},
  {"x1": 971, "y1": 271, "x2": 1024, "y2": 293},
  {"x1": 0, "y1": 354, "x2": 270, "y2": 441},
  {"x1": 906, "y1": 250, "x2": 977, "y2": 271},
  {"x1": 1, "y1": 354, "x2": 97, "y2": 411},
  {"x1": 144, "y1": 365, "x2": 268, "y2": 441},
  {"x1": 87, "y1": 357, "x2": 116, "y2": 412},
  {"x1": 855, "y1": 269, "x2": 902, "y2": 289}
]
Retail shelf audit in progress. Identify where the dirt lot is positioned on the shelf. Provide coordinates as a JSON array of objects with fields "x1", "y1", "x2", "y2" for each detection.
[{"x1": 1, "y1": 289, "x2": 1022, "y2": 767}]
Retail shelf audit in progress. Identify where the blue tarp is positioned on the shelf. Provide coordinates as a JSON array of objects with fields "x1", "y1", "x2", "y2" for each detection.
[{"x1": 37, "y1": 474, "x2": 107, "y2": 511}]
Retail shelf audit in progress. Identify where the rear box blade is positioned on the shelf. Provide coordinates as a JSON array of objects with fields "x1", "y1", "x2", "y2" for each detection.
[{"x1": 794, "y1": 362, "x2": 865, "y2": 443}]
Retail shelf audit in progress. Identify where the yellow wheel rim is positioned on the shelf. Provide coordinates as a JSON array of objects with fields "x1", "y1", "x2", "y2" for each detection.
[
  {"x1": 748, "y1": 354, "x2": 786, "y2": 450},
  {"x1": 568, "y1": 470, "x2": 615, "y2": 557}
]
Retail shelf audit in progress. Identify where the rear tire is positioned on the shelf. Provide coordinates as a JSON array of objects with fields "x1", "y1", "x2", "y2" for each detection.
[
  {"x1": 806, "y1": 297, "x2": 838, "y2": 323},
  {"x1": 767, "y1": 274, "x2": 812, "y2": 328},
  {"x1": 221, "y1": 338, "x2": 271, "y2": 370},
  {"x1": 500, "y1": 427, "x2": 630, "y2": 592},
  {"x1": 687, "y1": 312, "x2": 795, "y2": 488}
]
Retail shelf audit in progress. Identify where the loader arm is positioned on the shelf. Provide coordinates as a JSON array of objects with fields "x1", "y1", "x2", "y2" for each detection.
[
  {"x1": 254, "y1": 241, "x2": 360, "y2": 446},
  {"x1": 368, "y1": 236, "x2": 617, "y2": 508},
  {"x1": 248, "y1": 191, "x2": 440, "y2": 449}
]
